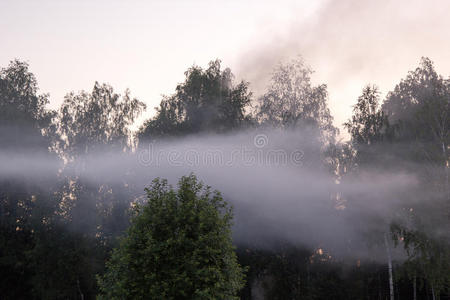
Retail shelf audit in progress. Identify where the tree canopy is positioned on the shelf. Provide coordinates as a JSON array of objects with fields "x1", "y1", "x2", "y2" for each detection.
[
  {"x1": 98, "y1": 174, "x2": 245, "y2": 299},
  {"x1": 57, "y1": 82, "x2": 146, "y2": 158},
  {"x1": 257, "y1": 57, "x2": 337, "y2": 142},
  {"x1": 139, "y1": 60, "x2": 253, "y2": 140},
  {"x1": 343, "y1": 57, "x2": 450, "y2": 299}
]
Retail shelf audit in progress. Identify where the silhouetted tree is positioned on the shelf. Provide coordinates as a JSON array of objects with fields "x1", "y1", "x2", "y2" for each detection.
[
  {"x1": 139, "y1": 60, "x2": 253, "y2": 140},
  {"x1": 345, "y1": 85, "x2": 388, "y2": 146},
  {"x1": 343, "y1": 85, "x2": 392, "y2": 168},
  {"x1": 0, "y1": 60, "x2": 59, "y2": 299}
]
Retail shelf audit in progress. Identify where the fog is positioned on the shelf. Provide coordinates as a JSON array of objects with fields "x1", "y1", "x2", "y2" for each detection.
[{"x1": 0, "y1": 128, "x2": 420, "y2": 260}]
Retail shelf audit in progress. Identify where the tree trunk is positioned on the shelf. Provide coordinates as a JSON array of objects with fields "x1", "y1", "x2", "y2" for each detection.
[
  {"x1": 384, "y1": 233, "x2": 394, "y2": 300},
  {"x1": 431, "y1": 284, "x2": 436, "y2": 300},
  {"x1": 77, "y1": 278, "x2": 84, "y2": 300},
  {"x1": 443, "y1": 142, "x2": 449, "y2": 199}
]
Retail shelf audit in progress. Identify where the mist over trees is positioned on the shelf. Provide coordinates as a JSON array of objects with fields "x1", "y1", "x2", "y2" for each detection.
[
  {"x1": 257, "y1": 58, "x2": 337, "y2": 142},
  {"x1": 0, "y1": 57, "x2": 448, "y2": 299}
]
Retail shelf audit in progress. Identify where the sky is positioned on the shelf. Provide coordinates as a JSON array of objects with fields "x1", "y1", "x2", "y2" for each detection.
[{"x1": 1, "y1": 0, "x2": 449, "y2": 136}]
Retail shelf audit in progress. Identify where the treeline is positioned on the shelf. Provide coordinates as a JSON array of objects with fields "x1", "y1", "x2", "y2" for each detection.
[{"x1": 0, "y1": 57, "x2": 448, "y2": 299}]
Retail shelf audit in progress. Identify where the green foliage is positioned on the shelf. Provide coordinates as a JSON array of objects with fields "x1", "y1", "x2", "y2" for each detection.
[
  {"x1": 257, "y1": 57, "x2": 337, "y2": 142},
  {"x1": 98, "y1": 174, "x2": 245, "y2": 299},
  {"x1": 0, "y1": 60, "x2": 55, "y2": 132},
  {"x1": 56, "y1": 81, "x2": 146, "y2": 267},
  {"x1": 343, "y1": 85, "x2": 393, "y2": 169},
  {"x1": 391, "y1": 212, "x2": 450, "y2": 297},
  {"x1": 139, "y1": 60, "x2": 253, "y2": 140},
  {"x1": 27, "y1": 224, "x2": 104, "y2": 300},
  {"x1": 0, "y1": 60, "x2": 60, "y2": 299},
  {"x1": 238, "y1": 246, "x2": 390, "y2": 300},
  {"x1": 58, "y1": 82, "x2": 146, "y2": 157},
  {"x1": 343, "y1": 57, "x2": 450, "y2": 298},
  {"x1": 382, "y1": 57, "x2": 449, "y2": 167},
  {"x1": 0, "y1": 61, "x2": 146, "y2": 299},
  {"x1": 344, "y1": 85, "x2": 389, "y2": 147},
  {"x1": 382, "y1": 59, "x2": 449, "y2": 297}
]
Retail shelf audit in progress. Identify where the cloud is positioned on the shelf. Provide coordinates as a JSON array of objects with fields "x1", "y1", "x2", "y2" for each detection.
[{"x1": 235, "y1": 0, "x2": 450, "y2": 133}]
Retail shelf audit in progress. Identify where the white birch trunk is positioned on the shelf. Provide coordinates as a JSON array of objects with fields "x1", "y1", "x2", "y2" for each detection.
[{"x1": 384, "y1": 232, "x2": 394, "y2": 300}]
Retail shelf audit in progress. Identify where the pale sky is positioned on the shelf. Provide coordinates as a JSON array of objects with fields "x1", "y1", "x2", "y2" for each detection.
[{"x1": 1, "y1": 0, "x2": 449, "y2": 136}]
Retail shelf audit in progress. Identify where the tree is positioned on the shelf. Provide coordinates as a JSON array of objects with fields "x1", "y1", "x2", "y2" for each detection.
[
  {"x1": 382, "y1": 57, "x2": 449, "y2": 175},
  {"x1": 343, "y1": 86, "x2": 403, "y2": 300},
  {"x1": 56, "y1": 81, "x2": 146, "y2": 237},
  {"x1": 98, "y1": 174, "x2": 245, "y2": 299},
  {"x1": 257, "y1": 57, "x2": 337, "y2": 143},
  {"x1": 344, "y1": 85, "x2": 388, "y2": 146},
  {"x1": 343, "y1": 85, "x2": 391, "y2": 168},
  {"x1": 382, "y1": 58, "x2": 450, "y2": 298},
  {"x1": 382, "y1": 57, "x2": 449, "y2": 177},
  {"x1": 0, "y1": 60, "x2": 59, "y2": 299},
  {"x1": 391, "y1": 218, "x2": 450, "y2": 300},
  {"x1": 58, "y1": 81, "x2": 146, "y2": 158},
  {"x1": 343, "y1": 58, "x2": 450, "y2": 299},
  {"x1": 52, "y1": 82, "x2": 146, "y2": 297},
  {"x1": 138, "y1": 60, "x2": 253, "y2": 140}
]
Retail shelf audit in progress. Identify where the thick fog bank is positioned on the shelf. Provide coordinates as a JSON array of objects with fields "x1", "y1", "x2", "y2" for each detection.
[{"x1": 1, "y1": 129, "x2": 424, "y2": 260}]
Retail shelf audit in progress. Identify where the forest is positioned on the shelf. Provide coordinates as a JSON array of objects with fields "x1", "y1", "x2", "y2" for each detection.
[{"x1": 0, "y1": 56, "x2": 449, "y2": 299}]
